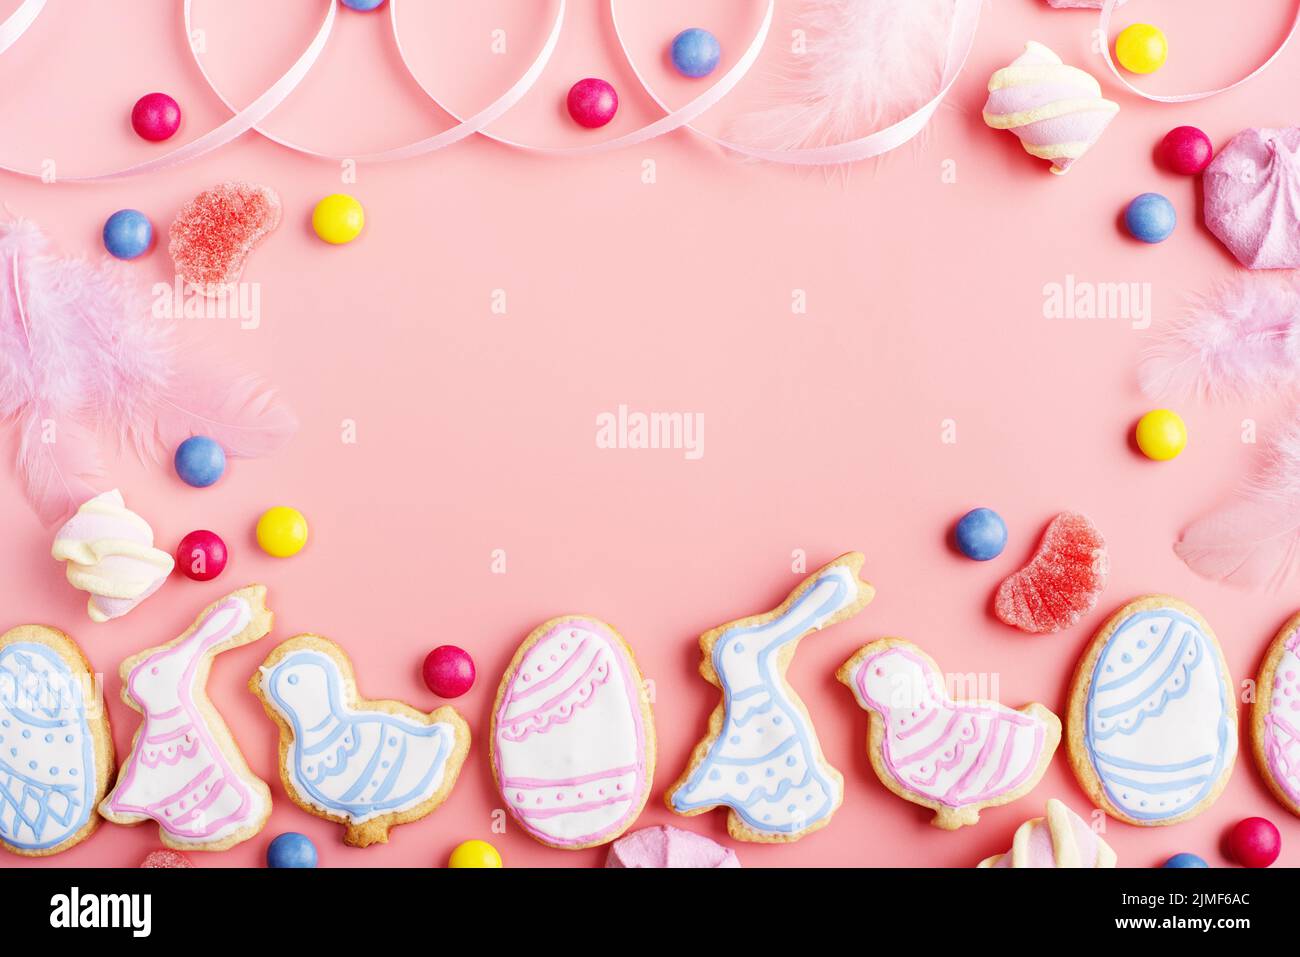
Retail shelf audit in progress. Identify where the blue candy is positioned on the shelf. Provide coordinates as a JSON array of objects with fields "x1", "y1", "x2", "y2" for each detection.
[
  {"x1": 1162, "y1": 852, "x2": 1209, "y2": 868},
  {"x1": 102, "y1": 209, "x2": 152, "y2": 260},
  {"x1": 340, "y1": 0, "x2": 385, "y2": 10},
  {"x1": 670, "y1": 28, "x2": 722, "y2": 78},
  {"x1": 267, "y1": 832, "x2": 318, "y2": 869},
  {"x1": 173, "y1": 436, "x2": 226, "y2": 488},
  {"x1": 954, "y1": 508, "x2": 1008, "y2": 561},
  {"x1": 1124, "y1": 193, "x2": 1176, "y2": 244}
]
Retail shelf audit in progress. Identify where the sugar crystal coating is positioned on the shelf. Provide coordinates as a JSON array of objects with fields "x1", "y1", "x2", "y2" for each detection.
[
  {"x1": 169, "y1": 182, "x2": 281, "y2": 288},
  {"x1": 995, "y1": 512, "x2": 1108, "y2": 634}
]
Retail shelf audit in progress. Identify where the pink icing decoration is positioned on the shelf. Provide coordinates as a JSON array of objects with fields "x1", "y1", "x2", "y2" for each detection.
[
  {"x1": 493, "y1": 618, "x2": 647, "y2": 847},
  {"x1": 605, "y1": 825, "x2": 740, "y2": 868},
  {"x1": 1264, "y1": 628, "x2": 1300, "y2": 804},
  {"x1": 855, "y1": 647, "x2": 1046, "y2": 808},
  {"x1": 103, "y1": 599, "x2": 262, "y2": 841}
]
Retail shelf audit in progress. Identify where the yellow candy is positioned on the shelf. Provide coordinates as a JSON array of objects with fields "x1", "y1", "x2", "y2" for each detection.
[
  {"x1": 1116, "y1": 24, "x2": 1168, "y2": 75},
  {"x1": 256, "y1": 506, "x2": 310, "y2": 557},
  {"x1": 448, "y1": 839, "x2": 502, "y2": 868},
  {"x1": 312, "y1": 193, "x2": 365, "y2": 245},
  {"x1": 1136, "y1": 409, "x2": 1187, "y2": 461}
]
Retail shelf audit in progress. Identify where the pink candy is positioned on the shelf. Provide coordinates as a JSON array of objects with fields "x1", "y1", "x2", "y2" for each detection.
[
  {"x1": 131, "y1": 93, "x2": 181, "y2": 142},
  {"x1": 422, "y1": 645, "x2": 475, "y2": 698},
  {"x1": 169, "y1": 182, "x2": 282, "y2": 288},
  {"x1": 1160, "y1": 126, "x2": 1214, "y2": 175},
  {"x1": 567, "y1": 78, "x2": 618, "y2": 129},
  {"x1": 1227, "y1": 817, "x2": 1280, "y2": 868}
]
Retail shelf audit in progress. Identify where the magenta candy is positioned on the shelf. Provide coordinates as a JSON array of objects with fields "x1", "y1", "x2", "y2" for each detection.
[
  {"x1": 131, "y1": 92, "x2": 182, "y2": 142},
  {"x1": 1227, "y1": 817, "x2": 1280, "y2": 868},
  {"x1": 567, "y1": 78, "x2": 618, "y2": 129},
  {"x1": 175, "y1": 529, "x2": 228, "y2": 582},
  {"x1": 1159, "y1": 126, "x2": 1213, "y2": 175},
  {"x1": 423, "y1": 645, "x2": 475, "y2": 698}
]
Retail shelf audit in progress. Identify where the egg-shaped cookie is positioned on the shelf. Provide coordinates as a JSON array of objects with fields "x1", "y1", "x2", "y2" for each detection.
[
  {"x1": 491, "y1": 616, "x2": 654, "y2": 849},
  {"x1": 1067, "y1": 595, "x2": 1236, "y2": 825}
]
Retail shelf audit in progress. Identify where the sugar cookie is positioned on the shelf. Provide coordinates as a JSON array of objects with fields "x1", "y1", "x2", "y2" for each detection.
[
  {"x1": 252, "y1": 634, "x2": 470, "y2": 847},
  {"x1": 839, "y1": 638, "x2": 1059, "y2": 829},
  {"x1": 1067, "y1": 595, "x2": 1237, "y2": 825},
  {"x1": 667, "y1": 553, "x2": 874, "y2": 842},
  {"x1": 1251, "y1": 611, "x2": 1300, "y2": 818},
  {"x1": 491, "y1": 615, "x2": 654, "y2": 850},
  {"x1": 0, "y1": 625, "x2": 114, "y2": 856},
  {"x1": 99, "y1": 585, "x2": 273, "y2": 850}
]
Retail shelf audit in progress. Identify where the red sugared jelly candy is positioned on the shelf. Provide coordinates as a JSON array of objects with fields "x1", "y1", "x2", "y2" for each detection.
[
  {"x1": 168, "y1": 182, "x2": 282, "y2": 288},
  {"x1": 141, "y1": 849, "x2": 193, "y2": 868},
  {"x1": 995, "y1": 511, "x2": 1108, "y2": 634}
]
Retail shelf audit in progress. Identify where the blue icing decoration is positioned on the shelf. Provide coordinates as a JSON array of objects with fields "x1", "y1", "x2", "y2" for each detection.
[
  {"x1": 1084, "y1": 609, "x2": 1233, "y2": 822},
  {"x1": 265, "y1": 650, "x2": 455, "y2": 823},
  {"x1": 0, "y1": 643, "x2": 95, "y2": 851},
  {"x1": 671, "y1": 564, "x2": 854, "y2": 833}
]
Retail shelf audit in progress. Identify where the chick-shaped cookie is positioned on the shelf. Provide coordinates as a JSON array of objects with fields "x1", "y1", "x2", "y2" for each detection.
[
  {"x1": 253, "y1": 635, "x2": 470, "y2": 847},
  {"x1": 839, "y1": 638, "x2": 1060, "y2": 829}
]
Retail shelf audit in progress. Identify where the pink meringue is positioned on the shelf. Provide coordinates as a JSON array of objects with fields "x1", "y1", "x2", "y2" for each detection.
[
  {"x1": 51, "y1": 489, "x2": 174, "y2": 622},
  {"x1": 983, "y1": 41, "x2": 1119, "y2": 174},
  {"x1": 1204, "y1": 127, "x2": 1300, "y2": 269},
  {"x1": 605, "y1": 825, "x2": 740, "y2": 868}
]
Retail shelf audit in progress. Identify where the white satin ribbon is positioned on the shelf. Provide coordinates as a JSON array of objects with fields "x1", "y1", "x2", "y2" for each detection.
[
  {"x1": 188, "y1": 0, "x2": 566, "y2": 163},
  {"x1": 402, "y1": 0, "x2": 775, "y2": 156},
  {"x1": 0, "y1": 0, "x2": 337, "y2": 181},
  {"x1": 1099, "y1": 0, "x2": 1300, "y2": 102},
  {"x1": 0, "y1": 0, "x2": 43, "y2": 55},
  {"x1": 611, "y1": 0, "x2": 982, "y2": 166},
  {"x1": 0, "y1": 0, "x2": 983, "y2": 175}
]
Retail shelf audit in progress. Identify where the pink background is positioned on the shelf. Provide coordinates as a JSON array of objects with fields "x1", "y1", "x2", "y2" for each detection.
[{"x1": 3, "y1": 0, "x2": 1300, "y2": 868}]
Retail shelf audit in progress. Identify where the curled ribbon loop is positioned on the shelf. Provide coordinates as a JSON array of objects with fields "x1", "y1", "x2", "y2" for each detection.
[
  {"x1": 1099, "y1": 0, "x2": 1300, "y2": 103},
  {"x1": 611, "y1": 0, "x2": 981, "y2": 166},
  {"x1": 0, "y1": 0, "x2": 988, "y2": 176},
  {"x1": 0, "y1": 0, "x2": 44, "y2": 55},
  {"x1": 188, "y1": 0, "x2": 566, "y2": 163},
  {"x1": 0, "y1": 0, "x2": 337, "y2": 181},
  {"x1": 404, "y1": 0, "x2": 775, "y2": 156}
]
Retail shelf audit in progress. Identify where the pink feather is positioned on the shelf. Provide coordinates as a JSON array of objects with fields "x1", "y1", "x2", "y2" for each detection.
[
  {"x1": 0, "y1": 218, "x2": 295, "y2": 525},
  {"x1": 725, "y1": 0, "x2": 955, "y2": 154},
  {"x1": 1140, "y1": 274, "x2": 1300, "y2": 400},
  {"x1": 1175, "y1": 419, "x2": 1300, "y2": 589}
]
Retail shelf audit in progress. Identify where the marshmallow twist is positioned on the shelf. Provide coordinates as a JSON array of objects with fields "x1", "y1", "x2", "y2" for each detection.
[
  {"x1": 983, "y1": 41, "x2": 1119, "y2": 174},
  {"x1": 51, "y1": 490, "x2": 174, "y2": 622}
]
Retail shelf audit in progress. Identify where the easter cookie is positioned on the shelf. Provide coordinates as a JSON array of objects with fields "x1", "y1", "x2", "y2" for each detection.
[
  {"x1": 1250, "y1": 612, "x2": 1300, "y2": 818},
  {"x1": 995, "y1": 512, "x2": 1108, "y2": 634},
  {"x1": 252, "y1": 635, "x2": 470, "y2": 847},
  {"x1": 99, "y1": 585, "x2": 273, "y2": 851},
  {"x1": 667, "y1": 553, "x2": 874, "y2": 842},
  {"x1": 0, "y1": 625, "x2": 114, "y2": 856},
  {"x1": 978, "y1": 799, "x2": 1115, "y2": 868},
  {"x1": 838, "y1": 638, "x2": 1060, "y2": 829},
  {"x1": 1067, "y1": 596, "x2": 1237, "y2": 826},
  {"x1": 51, "y1": 489, "x2": 174, "y2": 623},
  {"x1": 491, "y1": 616, "x2": 654, "y2": 850},
  {"x1": 982, "y1": 41, "x2": 1118, "y2": 174}
]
